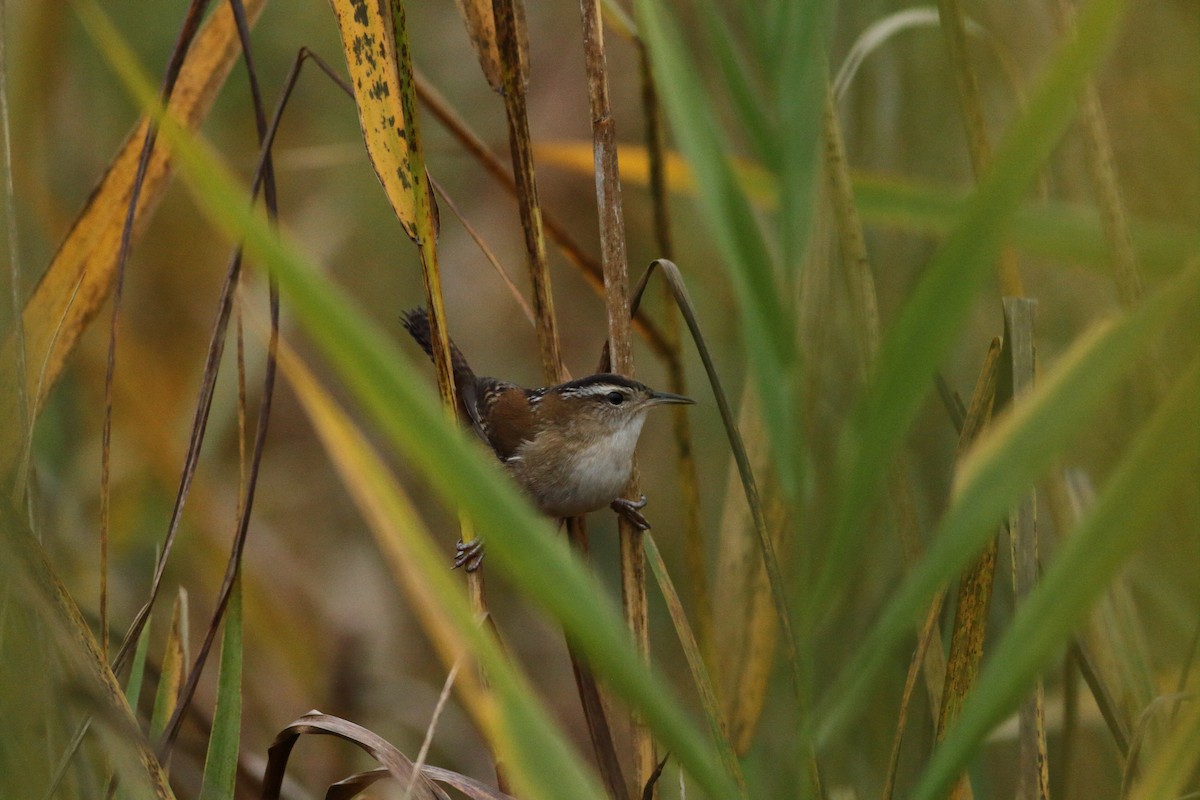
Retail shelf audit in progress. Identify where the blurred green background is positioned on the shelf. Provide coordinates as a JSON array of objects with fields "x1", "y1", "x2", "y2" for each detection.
[{"x1": 2, "y1": 0, "x2": 1197, "y2": 797}]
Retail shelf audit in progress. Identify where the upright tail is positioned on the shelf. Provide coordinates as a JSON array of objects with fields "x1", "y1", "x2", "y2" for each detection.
[
  {"x1": 400, "y1": 308, "x2": 480, "y2": 425},
  {"x1": 401, "y1": 307, "x2": 475, "y2": 378}
]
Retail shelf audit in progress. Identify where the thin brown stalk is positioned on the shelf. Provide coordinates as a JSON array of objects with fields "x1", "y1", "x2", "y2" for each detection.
[
  {"x1": 930, "y1": 338, "x2": 1001, "y2": 800},
  {"x1": 881, "y1": 596, "x2": 944, "y2": 800},
  {"x1": 403, "y1": 662, "x2": 462, "y2": 800},
  {"x1": 492, "y1": 0, "x2": 564, "y2": 384},
  {"x1": 565, "y1": 518, "x2": 629, "y2": 800},
  {"x1": 112, "y1": 38, "x2": 306, "y2": 678},
  {"x1": 387, "y1": 0, "x2": 508, "y2": 789},
  {"x1": 158, "y1": 1, "x2": 282, "y2": 759},
  {"x1": 1050, "y1": 0, "x2": 1142, "y2": 308},
  {"x1": 578, "y1": 0, "x2": 656, "y2": 790},
  {"x1": 99, "y1": 0, "x2": 212, "y2": 671},
  {"x1": 936, "y1": 0, "x2": 1024, "y2": 295},
  {"x1": 429, "y1": 177, "x2": 534, "y2": 325},
  {"x1": 412, "y1": 72, "x2": 673, "y2": 361},
  {"x1": 487, "y1": 1, "x2": 631, "y2": 793}
]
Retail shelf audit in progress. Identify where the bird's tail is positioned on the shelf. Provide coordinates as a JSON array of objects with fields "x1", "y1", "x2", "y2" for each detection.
[{"x1": 400, "y1": 307, "x2": 476, "y2": 390}]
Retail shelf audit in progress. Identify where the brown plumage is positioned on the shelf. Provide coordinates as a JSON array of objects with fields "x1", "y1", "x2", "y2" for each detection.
[{"x1": 401, "y1": 307, "x2": 693, "y2": 528}]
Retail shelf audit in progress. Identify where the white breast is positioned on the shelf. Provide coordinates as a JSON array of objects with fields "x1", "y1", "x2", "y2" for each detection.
[{"x1": 529, "y1": 413, "x2": 647, "y2": 517}]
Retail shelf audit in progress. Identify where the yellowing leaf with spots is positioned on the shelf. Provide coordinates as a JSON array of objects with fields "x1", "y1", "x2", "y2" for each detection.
[{"x1": 329, "y1": 0, "x2": 427, "y2": 239}]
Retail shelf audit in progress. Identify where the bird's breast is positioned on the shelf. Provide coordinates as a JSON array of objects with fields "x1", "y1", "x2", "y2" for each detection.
[{"x1": 508, "y1": 417, "x2": 644, "y2": 517}]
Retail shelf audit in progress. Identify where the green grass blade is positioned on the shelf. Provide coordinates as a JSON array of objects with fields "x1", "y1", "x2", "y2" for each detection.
[
  {"x1": 692, "y1": 0, "x2": 775, "y2": 168},
  {"x1": 914, "y1": 356, "x2": 1200, "y2": 798},
  {"x1": 198, "y1": 573, "x2": 242, "y2": 800},
  {"x1": 772, "y1": 0, "x2": 830, "y2": 272},
  {"x1": 75, "y1": 6, "x2": 739, "y2": 796},
  {"x1": 636, "y1": 0, "x2": 800, "y2": 503},
  {"x1": 124, "y1": 610, "x2": 153, "y2": 711},
  {"x1": 644, "y1": 533, "x2": 747, "y2": 796},
  {"x1": 813, "y1": 0, "x2": 1130, "y2": 617},
  {"x1": 817, "y1": 258, "x2": 1200, "y2": 743}
]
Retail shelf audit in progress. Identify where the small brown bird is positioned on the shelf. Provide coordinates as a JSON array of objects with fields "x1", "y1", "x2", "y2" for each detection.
[{"x1": 402, "y1": 308, "x2": 693, "y2": 568}]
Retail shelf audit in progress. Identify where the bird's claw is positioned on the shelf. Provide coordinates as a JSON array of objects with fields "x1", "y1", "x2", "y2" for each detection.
[
  {"x1": 453, "y1": 538, "x2": 485, "y2": 572},
  {"x1": 610, "y1": 495, "x2": 651, "y2": 531}
]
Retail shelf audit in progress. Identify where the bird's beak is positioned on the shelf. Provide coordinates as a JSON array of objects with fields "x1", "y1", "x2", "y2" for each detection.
[{"x1": 648, "y1": 390, "x2": 694, "y2": 406}]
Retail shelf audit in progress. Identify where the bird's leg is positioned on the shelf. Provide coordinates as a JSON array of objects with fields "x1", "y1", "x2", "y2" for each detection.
[
  {"x1": 610, "y1": 494, "x2": 651, "y2": 531},
  {"x1": 453, "y1": 538, "x2": 486, "y2": 572}
]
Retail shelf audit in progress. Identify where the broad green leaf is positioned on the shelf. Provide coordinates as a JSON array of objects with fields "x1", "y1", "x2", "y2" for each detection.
[
  {"x1": 812, "y1": 0, "x2": 1130, "y2": 618},
  {"x1": 198, "y1": 574, "x2": 242, "y2": 800},
  {"x1": 75, "y1": 6, "x2": 740, "y2": 796},
  {"x1": 817, "y1": 258, "x2": 1200, "y2": 744},
  {"x1": 915, "y1": 357, "x2": 1200, "y2": 798}
]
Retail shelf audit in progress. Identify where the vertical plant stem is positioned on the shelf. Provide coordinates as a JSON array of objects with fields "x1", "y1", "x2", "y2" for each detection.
[
  {"x1": 636, "y1": 35, "x2": 712, "y2": 670},
  {"x1": 579, "y1": 0, "x2": 655, "y2": 791},
  {"x1": 492, "y1": 0, "x2": 564, "y2": 383},
  {"x1": 935, "y1": 0, "x2": 1024, "y2": 296},
  {"x1": 413, "y1": 71, "x2": 674, "y2": 359},
  {"x1": 98, "y1": 0, "x2": 213, "y2": 667},
  {"x1": 1003, "y1": 298, "x2": 1050, "y2": 800},
  {"x1": 393, "y1": 0, "x2": 507, "y2": 789},
  {"x1": 1, "y1": 0, "x2": 33, "y2": 528},
  {"x1": 935, "y1": 338, "x2": 1002, "y2": 800},
  {"x1": 1049, "y1": 0, "x2": 1142, "y2": 309}
]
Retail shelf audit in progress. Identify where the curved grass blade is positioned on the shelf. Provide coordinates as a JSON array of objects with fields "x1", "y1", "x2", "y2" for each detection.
[
  {"x1": 914, "y1": 357, "x2": 1200, "y2": 798},
  {"x1": 262, "y1": 713, "x2": 446, "y2": 800},
  {"x1": 630, "y1": 259, "x2": 803, "y2": 709}
]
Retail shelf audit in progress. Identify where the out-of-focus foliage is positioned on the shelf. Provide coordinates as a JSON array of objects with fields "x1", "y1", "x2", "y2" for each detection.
[{"x1": 2, "y1": 0, "x2": 1197, "y2": 798}]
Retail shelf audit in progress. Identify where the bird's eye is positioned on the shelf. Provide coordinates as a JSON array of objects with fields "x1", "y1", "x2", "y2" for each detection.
[{"x1": 606, "y1": 391, "x2": 625, "y2": 405}]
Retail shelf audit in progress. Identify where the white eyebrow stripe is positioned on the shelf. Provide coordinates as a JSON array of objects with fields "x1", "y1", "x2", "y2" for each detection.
[{"x1": 561, "y1": 383, "x2": 629, "y2": 398}]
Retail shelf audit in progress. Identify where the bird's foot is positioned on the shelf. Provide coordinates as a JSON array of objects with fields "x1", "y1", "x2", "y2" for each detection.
[
  {"x1": 610, "y1": 495, "x2": 651, "y2": 531},
  {"x1": 453, "y1": 538, "x2": 486, "y2": 572}
]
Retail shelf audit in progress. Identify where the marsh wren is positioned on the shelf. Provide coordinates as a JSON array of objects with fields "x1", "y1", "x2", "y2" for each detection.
[{"x1": 402, "y1": 308, "x2": 692, "y2": 568}]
